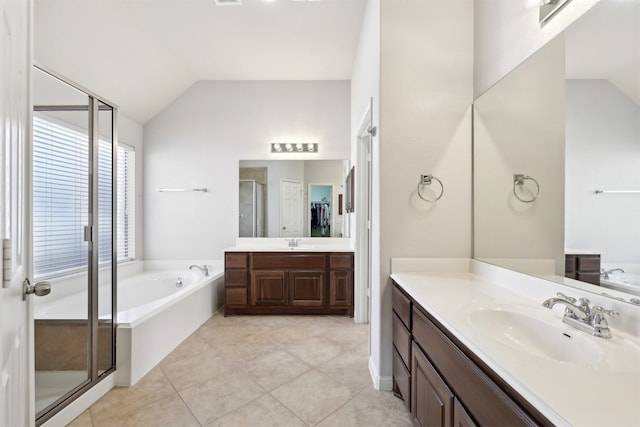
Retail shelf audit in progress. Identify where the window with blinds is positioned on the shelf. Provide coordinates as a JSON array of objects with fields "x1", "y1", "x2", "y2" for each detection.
[{"x1": 33, "y1": 115, "x2": 135, "y2": 279}]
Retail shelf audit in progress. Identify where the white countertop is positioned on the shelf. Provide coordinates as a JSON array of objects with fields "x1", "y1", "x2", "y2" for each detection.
[
  {"x1": 391, "y1": 262, "x2": 640, "y2": 427},
  {"x1": 226, "y1": 237, "x2": 354, "y2": 253}
]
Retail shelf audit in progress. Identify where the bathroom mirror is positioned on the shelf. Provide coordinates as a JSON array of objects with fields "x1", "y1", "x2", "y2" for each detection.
[
  {"x1": 239, "y1": 159, "x2": 349, "y2": 238},
  {"x1": 473, "y1": 0, "x2": 640, "y2": 301}
]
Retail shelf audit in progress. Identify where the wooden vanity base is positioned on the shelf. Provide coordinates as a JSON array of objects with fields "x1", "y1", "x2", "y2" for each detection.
[{"x1": 224, "y1": 251, "x2": 354, "y2": 317}]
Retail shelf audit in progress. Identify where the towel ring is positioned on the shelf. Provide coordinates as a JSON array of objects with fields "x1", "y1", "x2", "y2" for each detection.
[
  {"x1": 417, "y1": 174, "x2": 444, "y2": 202},
  {"x1": 513, "y1": 174, "x2": 540, "y2": 203}
]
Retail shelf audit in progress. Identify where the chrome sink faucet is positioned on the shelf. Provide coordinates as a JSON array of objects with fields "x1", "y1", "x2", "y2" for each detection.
[
  {"x1": 542, "y1": 292, "x2": 619, "y2": 338},
  {"x1": 286, "y1": 238, "x2": 301, "y2": 248},
  {"x1": 601, "y1": 268, "x2": 625, "y2": 280},
  {"x1": 189, "y1": 264, "x2": 209, "y2": 276}
]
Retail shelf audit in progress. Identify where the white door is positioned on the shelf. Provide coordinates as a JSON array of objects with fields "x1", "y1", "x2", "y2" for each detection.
[
  {"x1": 1, "y1": 0, "x2": 33, "y2": 424},
  {"x1": 280, "y1": 179, "x2": 303, "y2": 237}
]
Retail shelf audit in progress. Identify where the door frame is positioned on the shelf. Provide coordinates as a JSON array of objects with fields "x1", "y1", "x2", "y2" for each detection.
[{"x1": 354, "y1": 102, "x2": 374, "y2": 324}]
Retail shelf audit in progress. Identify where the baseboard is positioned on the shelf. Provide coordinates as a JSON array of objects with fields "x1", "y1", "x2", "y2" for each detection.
[{"x1": 368, "y1": 355, "x2": 393, "y2": 391}]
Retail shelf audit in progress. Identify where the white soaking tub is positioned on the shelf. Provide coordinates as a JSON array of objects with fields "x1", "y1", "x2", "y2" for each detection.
[{"x1": 33, "y1": 260, "x2": 224, "y2": 386}]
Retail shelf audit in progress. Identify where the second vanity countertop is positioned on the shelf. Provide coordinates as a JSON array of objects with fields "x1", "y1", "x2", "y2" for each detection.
[
  {"x1": 391, "y1": 269, "x2": 640, "y2": 427},
  {"x1": 225, "y1": 237, "x2": 354, "y2": 253}
]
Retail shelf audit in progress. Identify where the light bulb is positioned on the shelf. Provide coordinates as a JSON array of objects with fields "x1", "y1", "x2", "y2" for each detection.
[
  {"x1": 273, "y1": 143, "x2": 282, "y2": 152},
  {"x1": 296, "y1": 143, "x2": 304, "y2": 152},
  {"x1": 285, "y1": 143, "x2": 293, "y2": 152},
  {"x1": 307, "y1": 143, "x2": 315, "y2": 152}
]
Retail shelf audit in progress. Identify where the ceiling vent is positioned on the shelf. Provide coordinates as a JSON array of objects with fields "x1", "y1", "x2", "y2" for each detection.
[{"x1": 214, "y1": 0, "x2": 242, "y2": 6}]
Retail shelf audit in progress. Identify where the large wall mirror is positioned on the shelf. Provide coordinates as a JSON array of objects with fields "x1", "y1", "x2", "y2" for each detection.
[
  {"x1": 473, "y1": 0, "x2": 640, "y2": 302},
  {"x1": 239, "y1": 159, "x2": 349, "y2": 238}
]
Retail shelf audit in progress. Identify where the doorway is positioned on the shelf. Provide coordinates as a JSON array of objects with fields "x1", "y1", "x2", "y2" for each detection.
[
  {"x1": 309, "y1": 184, "x2": 333, "y2": 237},
  {"x1": 355, "y1": 101, "x2": 374, "y2": 324},
  {"x1": 32, "y1": 66, "x2": 117, "y2": 425}
]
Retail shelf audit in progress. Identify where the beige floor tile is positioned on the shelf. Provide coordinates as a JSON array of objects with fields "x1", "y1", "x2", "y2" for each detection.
[
  {"x1": 207, "y1": 333, "x2": 279, "y2": 364},
  {"x1": 282, "y1": 335, "x2": 347, "y2": 366},
  {"x1": 67, "y1": 409, "x2": 93, "y2": 427},
  {"x1": 318, "y1": 342, "x2": 372, "y2": 393},
  {"x1": 317, "y1": 323, "x2": 369, "y2": 348},
  {"x1": 196, "y1": 323, "x2": 257, "y2": 345},
  {"x1": 93, "y1": 394, "x2": 199, "y2": 427},
  {"x1": 315, "y1": 387, "x2": 413, "y2": 427},
  {"x1": 160, "y1": 332, "x2": 211, "y2": 367},
  {"x1": 90, "y1": 367, "x2": 175, "y2": 425},
  {"x1": 271, "y1": 369, "x2": 355, "y2": 425},
  {"x1": 245, "y1": 348, "x2": 312, "y2": 391},
  {"x1": 161, "y1": 348, "x2": 241, "y2": 391},
  {"x1": 205, "y1": 394, "x2": 306, "y2": 427},
  {"x1": 179, "y1": 370, "x2": 265, "y2": 425}
]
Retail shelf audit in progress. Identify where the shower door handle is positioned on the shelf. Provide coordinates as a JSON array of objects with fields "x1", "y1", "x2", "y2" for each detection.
[{"x1": 22, "y1": 278, "x2": 52, "y2": 301}]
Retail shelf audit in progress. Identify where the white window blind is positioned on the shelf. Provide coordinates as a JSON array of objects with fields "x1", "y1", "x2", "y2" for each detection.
[
  {"x1": 33, "y1": 115, "x2": 135, "y2": 278},
  {"x1": 117, "y1": 144, "x2": 135, "y2": 262}
]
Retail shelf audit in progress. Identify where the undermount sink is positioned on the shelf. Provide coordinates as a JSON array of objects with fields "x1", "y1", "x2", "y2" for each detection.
[{"x1": 469, "y1": 308, "x2": 603, "y2": 364}]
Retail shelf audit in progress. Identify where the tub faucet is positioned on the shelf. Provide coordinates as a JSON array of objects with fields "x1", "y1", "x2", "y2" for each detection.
[
  {"x1": 542, "y1": 292, "x2": 619, "y2": 338},
  {"x1": 189, "y1": 264, "x2": 209, "y2": 276},
  {"x1": 601, "y1": 268, "x2": 625, "y2": 280}
]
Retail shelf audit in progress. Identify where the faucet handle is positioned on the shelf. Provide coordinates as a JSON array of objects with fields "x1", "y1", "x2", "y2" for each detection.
[
  {"x1": 556, "y1": 292, "x2": 576, "y2": 303},
  {"x1": 592, "y1": 306, "x2": 619, "y2": 317}
]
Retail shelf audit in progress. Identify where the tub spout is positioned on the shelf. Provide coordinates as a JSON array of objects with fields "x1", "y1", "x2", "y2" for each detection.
[{"x1": 189, "y1": 264, "x2": 209, "y2": 276}]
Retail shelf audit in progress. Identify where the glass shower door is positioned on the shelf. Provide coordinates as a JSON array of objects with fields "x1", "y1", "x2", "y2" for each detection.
[
  {"x1": 32, "y1": 69, "x2": 91, "y2": 415},
  {"x1": 33, "y1": 66, "x2": 117, "y2": 424}
]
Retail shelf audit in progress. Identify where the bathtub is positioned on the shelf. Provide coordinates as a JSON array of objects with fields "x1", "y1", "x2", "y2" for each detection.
[
  {"x1": 601, "y1": 271, "x2": 640, "y2": 297},
  {"x1": 33, "y1": 260, "x2": 224, "y2": 386}
]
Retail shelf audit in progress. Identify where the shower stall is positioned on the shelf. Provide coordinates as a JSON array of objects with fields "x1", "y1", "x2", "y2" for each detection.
[
  {"x1": 239, "y1": 179, "x2": 265, "y2": 237},
  {"x1": 32, "y1": 66, "x2": 117, "y2": 425}
]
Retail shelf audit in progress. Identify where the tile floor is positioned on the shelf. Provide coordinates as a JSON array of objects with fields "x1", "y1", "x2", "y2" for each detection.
[{"x1": 67, "y1": 312, "x2": 412, "y2": 427}]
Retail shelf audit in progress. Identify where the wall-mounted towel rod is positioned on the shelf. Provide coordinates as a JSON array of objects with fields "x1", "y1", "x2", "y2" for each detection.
[
  {"x1": 595, "y1": 190, "x2": 640, "y2": 194},
  {"x1": 156, "y1": 188, "x2": 208, "y2": 193}
]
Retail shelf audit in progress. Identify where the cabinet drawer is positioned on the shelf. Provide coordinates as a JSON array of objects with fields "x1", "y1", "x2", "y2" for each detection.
[
  {"x1": 577, "y1": 256, "x2": 600, "y2": 272},
  {"x1": 412, "y1": 306, "x2": 542, "y2": 426},
  {"x1": 393, "y1": 312, "x2": 411, "y2": 370},
  {"x1": 226, "y1": 252, "x2": 248, "y2": 269},
  {"x1": 252, "y1": 253, "x2": 326, "y2": 270},
  {"x1": 576, "y1": 272, "x2": 600, "y2": 285},
  {"x1": 225, "y1": 287, "x2": 247, "y2": 306},
  {"x1": 392, "y1": 283, "x2": 412, "y2": 330},
  {"x1": 225, "y1": 269, "x2": 248, "y2": 286},
  {"x1": 329, "y1": 253, "x2": 353, "y2": 269},
  {"x1": 393, "y1": 347, "x2": 411, "y2": 411}
]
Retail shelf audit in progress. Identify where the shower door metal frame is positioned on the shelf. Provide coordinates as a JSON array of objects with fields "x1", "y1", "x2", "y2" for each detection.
[{"x1": 33, "y1": 65, "x2": 118, "y2": 425}]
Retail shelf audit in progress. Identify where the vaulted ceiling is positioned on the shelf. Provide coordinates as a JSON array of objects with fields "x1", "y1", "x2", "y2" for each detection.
[{"x1": 34, "y1": 0, "x2": 367, "y2": 124}]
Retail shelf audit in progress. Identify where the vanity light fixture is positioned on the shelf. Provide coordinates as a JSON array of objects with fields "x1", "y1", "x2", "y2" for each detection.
[{"x1": 271, "y1": 142, "x2": 318, "y2": 153}]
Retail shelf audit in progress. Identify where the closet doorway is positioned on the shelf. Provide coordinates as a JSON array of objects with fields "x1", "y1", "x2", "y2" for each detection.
[{"x1": 309, "y1": 184, "x2": 333, "y2": 237}]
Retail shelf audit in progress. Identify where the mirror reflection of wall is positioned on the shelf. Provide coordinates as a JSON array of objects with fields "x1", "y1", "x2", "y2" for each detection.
[
  {"x1": 473, "y1": 0, "x2": 640, "y2": 301},
  {"x1": 239, "y1": 159, "x2": 346, "y2": 238}
]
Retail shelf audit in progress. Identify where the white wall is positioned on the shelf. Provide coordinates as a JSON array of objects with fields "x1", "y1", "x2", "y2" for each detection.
[
  {"x1": 565, "y1": 79, "x2": 640, "y2": 264},
  {"x1": 375, "y1": 0, "x2": 474, "y2": 386},
  {"x1": 143, "y1": 81, "x2": 350, "y2": 260},
  {"x1": 474, "y1": 0, "x2": 601, "y2": 97},
  {"x1": 474, "y1": 36, "x2": 566, "y2": 274},
  {"x1": 350, "y1": 0, "x2": 381, "y2": 381}
]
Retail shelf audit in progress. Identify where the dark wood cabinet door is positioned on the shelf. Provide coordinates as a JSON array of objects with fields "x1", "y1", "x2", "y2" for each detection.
[
  {"x1": 412, "y1": 342, "x2": 453, "y2": 427},
  {"x1": 329, "y1": 270, "x2": 353, "y2": 307},
  {"x1": 289, "y1": 271, "x2": 325, "y2": 306},
  {"x1": 453, "y1": 399, "x2": 477, "y2": 427},
  {"x1": 251, "y1": 270, "x2": 288, "y2": 305}
]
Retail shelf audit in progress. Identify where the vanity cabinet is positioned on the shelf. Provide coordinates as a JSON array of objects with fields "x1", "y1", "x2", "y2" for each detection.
[
  {"x1": 565, "y1": 253, "x2": 601, "y2": 285},
  {"x1": 225, "y1": 251, "x2": 353, "y2": 316},
  {"x1": 392, "y1": 282, "x2": 552, "y2": 427}
]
